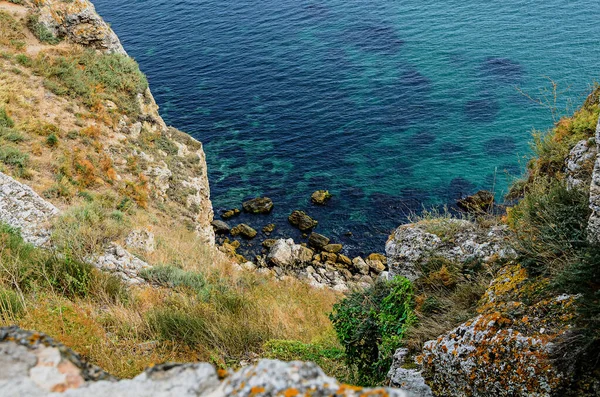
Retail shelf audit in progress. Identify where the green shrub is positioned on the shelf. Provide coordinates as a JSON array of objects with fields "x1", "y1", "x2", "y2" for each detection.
[
  {"x1": 0, "y1": 146, "x2": 29, "y2": 177},
  {"x1": 31, "y1": 49, "x2": 148, "y2": 117},
  {"x1": 140, "y1": 265, "x2": 209, "y2": 299},
  {"x1": 26, "y1": 13, "x2": 60, "y2": 45},
  {"x1": 263, "y1": 339, "x2": 349, "y2": 382},
  {"x1": 0, "y1": 287, "x2": 24, "y2": 321},
  {"x1": 329, "y1": 276, "x2": 415, "y2": 386},
  {"x1": 0, "y1": 107, "x2": 14, "y2": 128},
  {"x1": 46, "y1": 132, "x2": 59, "y2": 147}
]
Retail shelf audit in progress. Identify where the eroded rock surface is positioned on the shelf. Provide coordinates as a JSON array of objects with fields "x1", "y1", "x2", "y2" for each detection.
[
  {"x1": 419, "y1": 265, "x2": 577, "y2": 397},
  {"x1": 0, "y1": 326, "x2": 410, "y2": 397},
  {"x1": 386, "y1": 218, "x2": 515, "y2": 281},
  {"x1": 0, "y1": 172, "x2": 59, "y2": 246},
  {"x1": 387, "y1": 348, "x2": 433, "y2": 397},
  {"x1": 587, "y1": 115, "x2": 600, "y2": 243}
]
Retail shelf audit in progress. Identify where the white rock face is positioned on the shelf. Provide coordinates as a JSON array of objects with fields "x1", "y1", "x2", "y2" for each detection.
[
  {"x1": 0, "y1": 326, "x2": 409, "y2": 397},
  {"x1": 565, "y1": 138, "x2": 596, "y2": 190},
  {"x1": 0, "y1": 172, "x2": 59, "y2": 246},
  {"x1": 588, "y1": 114, "x2": 600, "y2": 243},
  {"x1": 92, "y1": 243, "x2": 151, "y2": 284},
  {"x1": 386, "y1": 219, "x2": 515, "y2": 280},
  {"x1": 125, "y1": 229, "x2": 156, "y2": 253}
]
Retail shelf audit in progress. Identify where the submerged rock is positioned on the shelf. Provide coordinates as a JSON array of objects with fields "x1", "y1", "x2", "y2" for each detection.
[
  {"x1": 230, "y1": 224, "x2": 257, "y2": 239},
  {"x1": 262, "y1": 223, "x2": 276, "y2": 234},
  {"x1": 221, "y1": 208, "x2": 241, "y2": 219},
  {"x1": 456, "y1": 190, "x2": 494, "y2": 213},
  {"x1": 311, "y1": 190, "x2": 332, "y2": 205},
  {"x1": 242, "y1": 197, "x2": 274, "y2": 214},
  {"x1": 288, "y1": 210, "x2": 318, "y2": 231}
]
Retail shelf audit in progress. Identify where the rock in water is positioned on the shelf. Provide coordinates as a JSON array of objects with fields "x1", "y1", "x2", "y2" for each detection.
[
  {"x1": 308, "y1": 232, "x2": 330, "y2": 249},
  {"x1": 211, "y1": 220, "x2": 231, "y2": 235},
  {"x1": 221, "y1": 208, "x2": 240, "y2": 219},
  {"x1": 456, "y1": 190, "x2": 494, "y2": 213},
  {"x1": 242, "y1": 197, "x2": 274, "y2": 214},
  {"x1": 288, "y1": 210, "x2": 318, "y2": 231},
  {"x1": 311, "y1": 190, "x2": 332, "y2": 205},
  {"x1": 230, "y1": 224, "x2": 257, "y2": 239},
  {"x1": 262, "y1": 223, "x2": 275, "y2": 234}
]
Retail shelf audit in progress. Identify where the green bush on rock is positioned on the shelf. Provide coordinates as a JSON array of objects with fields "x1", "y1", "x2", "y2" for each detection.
[{"x1": 329, "y1": 276, "x2": 415, "y2": 386}]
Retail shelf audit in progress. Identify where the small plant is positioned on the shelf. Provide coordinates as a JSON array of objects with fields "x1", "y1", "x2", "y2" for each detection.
[
  {"x1": 46, "y1": 132, "x2": 59, "y2": 147},
  {"x1": 329, "y1": 276, "x2": 415, "y2": 386},
  {"x1": 0, "y1": 107, "x2": 14, "y2": 128},
  {"x1": 26, "y1": 13, "x2": 61, "y2": 45},
  {"x1": 0, "y1": 146, "x2": 29, "y2": 177}
]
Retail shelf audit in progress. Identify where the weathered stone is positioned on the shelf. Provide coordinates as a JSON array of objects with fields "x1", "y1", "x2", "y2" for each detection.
[
  {"x1": 388, "y1": 348, "x2": 433, "y2": 397},
  {"x1": 366, "y1": 259, "x2": 385, "y2": 273},
  {"x1": 386, "y1": 218, "x2": 515, "y2": 281},
  {"x1": 420, "y1": 265, "x2": 577, "y2": 397},
  {"x1": 261, "y1": 239, "x2": 277, "y2": 249},
  {"x1": 211, "y1": 220, "x2": 230, "y2": 235},
  {"x1": 124, "y1": 229, "x2": 156, "y2": 253},
  {"x1": 221, "y1": 209, "x2": 240, "y2": 219},
  {"x1": 456, "y1": 190, "x2": 494, "y2": 213},
  {"x1": 0, "y1": 172, "x2": 59, "y2": 246},
  {"x1": 321, "y1": 252, "x2": 338, "y2": 263},
  {"x1": 588, "y1": 115, "x2": 600, "y2": 243},
  {"x1": 92, "y1": 243, "x2": 151, "y2": 284},
  {"x1": 308, "y1": 232, "x2": 330, "y2": 249},
  {"x1": 288, "y1": 210, "x2": 318, "y2": 231},
  {"x1": 242, "y1": 197, "x2": 273, "y2": 214},
  {"x1": 352, "y1": 257, "x2": 370, "y2": 275},
  {"x1": 367, "y1": 253, "x2": 386, "y2": 263},
  {"x1": 565, "y1": 138, "x2": 596, "y2": 190},
  {"x1": 310, "y1": 190, "x2": 332, "y2": 205},
  {"x1": 337, "y1": 254, "x2": 352, "y2": 266},
  {"x1": 262, "y1": 223, "x2": 275, "y2": 234},
  {"x1": 230, "y1": 224, "x2": 257, "y2": 239},
  {"x1": 292, "y1": 245, "x2": 314, "y2": 265},
  {"x1": 267, "y1": 239, "x2": 294, "y2": 267},
  {"x1": 322, "y1": 243, "x2": 343, "y2": 253}
]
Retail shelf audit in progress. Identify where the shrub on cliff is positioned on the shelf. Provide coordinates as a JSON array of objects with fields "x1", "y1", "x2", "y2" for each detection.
[
  {"x1": 30, "y1": 48, "x2": 148, "y2": 118},
  {"x1": 329, "y1": 276, "x2": 415, "y2": 386}
]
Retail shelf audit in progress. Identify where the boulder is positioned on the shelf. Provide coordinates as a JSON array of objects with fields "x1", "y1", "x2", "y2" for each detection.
[
  {"x1": 366, "y1": 259, "x2": 385, "y2": 273},
  {"x1": 311, "y1": 190, "x2": 332, "y2": 205},
  {"x1": 337, "y1": 254, "x2": 352, "y2": 266},
  {"x1": 420, "y1": 265, "x2": 577, "y2": 397},
  {"x1": 288, "y1": 210, "x2": 318, "y2": 231},
  {"x1": 221, "y1": 209, "x2": 240, "y2": 219},
  {"x1": 242, "y1": 197, "x2": 274, "y2": 214},
  {"x1": 456, "y1": 190, "x2": 494, "y2": 213},
  {"x1": 352, "y1": 257, "x2": 370, "y2": 275},
  {"x1": 230, "y1": 224, "x2": 257, "y2": 239},
  {"x1": 321, "y1": 252, "x2": 338, "y2": 263},
  {"x1": 308, "y1": 232, "x2": 330, "y2": 249},
  {"x1": 261, "y1": 239, "x2": 277, "y2": 249},
  {"x1": 367, "y1": 253, "x2": 386, "y2": 263},
  {"x1": 322, "y1": 243, "x2": 343, "y2": 253},
  {"x1": 0, "y1": 326, "x2": 409, "y2": 396},
  {"x1": 267, "y1": 239, "x2": 294, "y2": 267},
  {"x1": 292, "y1": 245, "x2": 314, "y2": 265},
  {"x1": 210, "y1": 220, "x2": 230, "y2": 235}
]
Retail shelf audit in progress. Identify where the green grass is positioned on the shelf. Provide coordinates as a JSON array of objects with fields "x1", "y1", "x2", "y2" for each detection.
[
  {"x1": 0, "y1": 146, "x2": 29, "y2": 177},
  {"x1": 26, "y1": 14, "x2": 61, "y2": 45}
]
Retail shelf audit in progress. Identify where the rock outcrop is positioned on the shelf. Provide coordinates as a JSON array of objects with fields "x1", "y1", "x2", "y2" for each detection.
[
  {"x1": 419, "y1": 265, "x2": 577, "y2": 396},
  {"x1": 565, "y1": 138, "x2": 596, "y2": 191},
  {"x1": 34, "y1": 0, "x2": 126, "y2": 54},
  {"x1": 0, "y1": 326, "x2": 410, "y2": 397},
  {"x1": 386, "y1": 218, "x2": 515, "y2": 281},
  {"x1": 0, "y1": 171, "x2": 59, "y2": 246}
]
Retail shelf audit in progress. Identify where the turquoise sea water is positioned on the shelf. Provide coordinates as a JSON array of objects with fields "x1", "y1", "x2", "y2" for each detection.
[{"x1": 94, "y1": 0, "x2": 600, "y2": 256}]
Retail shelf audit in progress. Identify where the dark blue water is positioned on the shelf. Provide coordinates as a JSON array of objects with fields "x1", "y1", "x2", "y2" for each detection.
[{"x1": 94, "y1": 0, "x2": 600, "y2": 256}]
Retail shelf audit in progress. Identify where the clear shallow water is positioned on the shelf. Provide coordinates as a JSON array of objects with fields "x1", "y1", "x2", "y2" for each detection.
[{"x1": 94, "y1": 0, "x2": 600, "y2": 256}]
